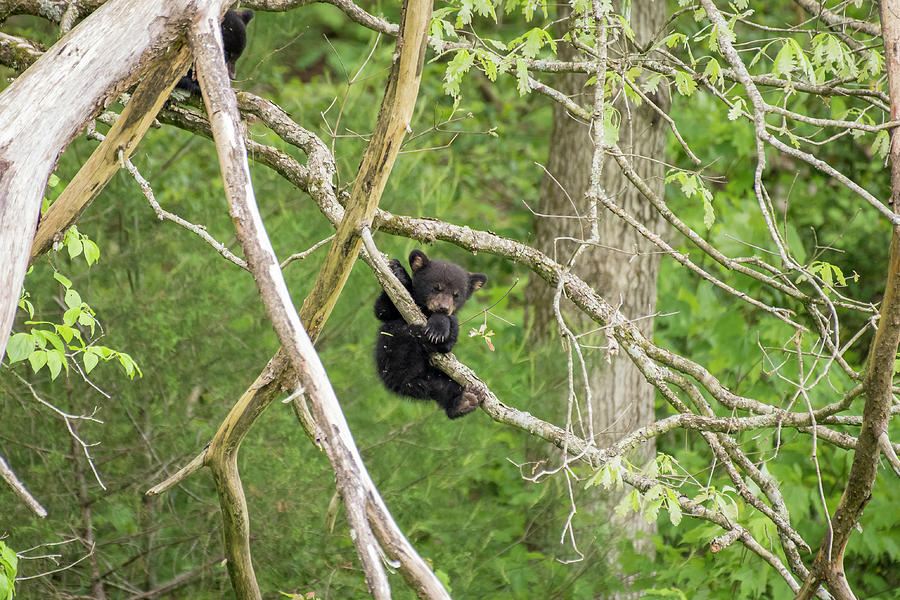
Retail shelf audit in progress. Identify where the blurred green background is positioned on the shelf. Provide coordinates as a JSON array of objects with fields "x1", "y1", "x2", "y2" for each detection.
[{"x1": 1, "y1": 2, "x2": 898, "y2": 599}]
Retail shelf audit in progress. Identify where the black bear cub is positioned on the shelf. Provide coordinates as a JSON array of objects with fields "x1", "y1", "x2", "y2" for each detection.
[
  {"x1": 176, "y1": 9, "x2": 254, "y2": 95},
  {"x1": 374, "y1": 250, "x2": 487, "y2": 418}
]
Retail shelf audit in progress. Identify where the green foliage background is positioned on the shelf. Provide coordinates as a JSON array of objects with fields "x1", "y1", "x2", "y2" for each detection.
[{"x1": 1, "y1": 1, "x2": 899, "y2": 599}]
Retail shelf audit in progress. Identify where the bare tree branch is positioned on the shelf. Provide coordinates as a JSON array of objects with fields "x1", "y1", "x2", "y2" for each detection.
[
  {"x1": 793, "y1": 0, "x2": 880, "y2": 37},
  {"x1": 122, "y1": 557, "x2": 224, "y2": 600},
  {"x1": 796, "y1": 3, "x2": 900, "y2": 598},
  {"x1": 149, "y1": 2, "x2": 450, "y2": 598},
  {"x1": 0, "y1": 453, "x2": 47, "y2": 518}
]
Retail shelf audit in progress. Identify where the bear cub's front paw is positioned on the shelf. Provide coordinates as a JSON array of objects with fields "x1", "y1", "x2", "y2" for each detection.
[
  {"x1": 388, "y1": 259, "x2": 412, "y2": 286},
  {"x1": 425, "y1": 314, "x2": 452, "y2": 343}
]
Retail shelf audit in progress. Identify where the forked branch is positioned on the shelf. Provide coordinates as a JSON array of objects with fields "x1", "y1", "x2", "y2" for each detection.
[{"x1": 149, "y1": 1, "x2": 448, "y2": 598}]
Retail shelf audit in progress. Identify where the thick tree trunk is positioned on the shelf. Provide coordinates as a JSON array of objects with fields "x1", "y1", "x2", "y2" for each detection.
[{"x1": 525, "y1": 0, "x2": 669, "y2": 587}]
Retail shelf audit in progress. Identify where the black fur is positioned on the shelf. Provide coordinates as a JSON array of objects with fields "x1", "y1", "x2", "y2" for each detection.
[
  {"x1": 374, "y1": 250, "x2": 487, "y2": 419},
  {"x1": 176, "y1": 9, "x2": 254, "y2": 95}
]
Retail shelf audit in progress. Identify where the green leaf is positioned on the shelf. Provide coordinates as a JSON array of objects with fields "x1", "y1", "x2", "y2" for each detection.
[
  {"x1": 6, "y1": 332, "x2": 33, "y2": 363},
  {"x1": 667, "y1": 497, "x2": 682, "y2": 526},
  {"x1": 84, "y1": 350, "x2": 99, "y2": 374},
  {"x1": 120, "y1": 353, "x2": 141, "y2": 378},
  {"x1": 790, "y1": 38, "x2": 817, "y2": 83},
  {"x1": 773, "y1": 41, "x2": 796, "y2": 77},
  {"x1": 31, "y1": 332, "x2": 46, "y2": 350},
  {"x1": 64, "y1": 288, "x2": 82, "y2": 309},
  {"x1": 515, "y1": 28, "x2": 550, "y2": 59},
  {"x1": 666, "y1": 171, "x2": 715, "y2": 228},
  {"x1": 530, "y1": 28, "x2": 554, "y2": 56},
  {"x1": 643, "y1": 73, "x2": 663, "y2": 94},
  {"x1": 35, "y1": 329, "x2": 64, "y2": 352},
  {"x1": 874, "y1": 130, "x2": 890, "y2": 160},
  {"x1": 91, "y1": 345, "x2": 114, "y2": 359},
  {"x1": 28, "y1": 349, "x2": 47, "y2": 373},
  {"x1": 443, "y1": 49, "x2": 474, "y2": 97},
  {"x1": 63, "y1": 306, "x2": 80, "y2": 327},
  {"x1": 455, "y1": 0, "x2": 472, "y2": 26},
  {"x1": 53, "y1": 271, "x2": 72, "y2": 289},
  {"x1": 478, "y1": 52, "x2": 498, "y2": 82},
  {"x1": 657, "y1": 453, "x2": 676, "y2": 475},
  {"x1": 119, "y1": 354, "x2": 136, "y2": 378},
  {"x1": 702, "y1": 193, "x2": 715, "y2": 229},
  {"x1": 662, "y1": 32, "x2": 686, "y2": 49},
  {"x1": 706, "y1": 24, "x2": 720, "y2": 52},
  {"x1": 18, "y1": 296, "x2": 34, "y2": 319},
  {"x1": 665, "y1": 488, "x2": 683, "y2": 525},
  {"x1": 483, "y1": 38, "x2": 507, "y2": 52},
  {"x1": 435, "y1": 569, "x2": 453, "y2": 595},
  {"x1": 83, "y1": 240, "x2": 100, "y2": 266},
  {"x1": 863, "y1": 49, "x2": 883, "y2": 79},
  {"x1": 57, "y1": 324, "x2": 76, "y2": 344},
  {"x1": 812, "y1": 33, "x2": 856, "y2": 81},
  {"x1": 703, "y1": 57, "x2": 723, "y2": 88},
  {"x1": 715, "y1": 493, "x2": 738, "y2": 520},
  {"x1": 612, "y1": 14, "x2": 634, "y2": 43},
  {"x1": 727, "y1": 97, "x2": 746, "y2": 121},
  {"x1": 823, "y1": 34, "x2": 842, "y2": 65},
  {"x1": 46, "y1": 349, "x2": 63, "y2": 380},
  {"x1": 602, "y1": 106, "x2": 619, "y2": 146},
  {"x1": 0, "y1": 542, "x2": 16, "y2": 576},
  {"x1": 515, "y1": 58, "x2": 530, "y2": 96},
  {"x1": 67, "y1": 235, "x2": 83, "y2": 259},
  {"x1": 429, "y1": 10, "x2": 458, "y2": 41},
  {"x1": 78, "y1": 311, "x2": 96, "y2": 334},
  {"x1": 674, "y1": 70, "x2": 697, "y2": 97},
  {"x1": 472, "y1": 0, "x2": 497, "y2": 21},
  {"x1": 814, "y1": 261, "x2": 834, "y2": 287}
]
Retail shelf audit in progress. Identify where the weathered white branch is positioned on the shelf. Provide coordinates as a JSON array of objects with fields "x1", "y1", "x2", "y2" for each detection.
[
  {"x1": 0, "y1": 454, "x2": 47, "y2": 518},
  {"x1": 0, "y1": 0, "x2": 206, "y2": 362},
  {"x1": 186, "y1": 2, "x2": 448, "y2": 598}
]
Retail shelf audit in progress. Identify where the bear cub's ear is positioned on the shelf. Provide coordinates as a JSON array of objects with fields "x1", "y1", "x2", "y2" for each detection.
[
  {"x1": 468, "y1": 272, "x2": 487, "y2": 296},
  {"x1": 409, "y1": 249, "x2": 430, "y2": 273},
  {"x1": 237, "y1": 9, "x2": 254, "y2": 24}
]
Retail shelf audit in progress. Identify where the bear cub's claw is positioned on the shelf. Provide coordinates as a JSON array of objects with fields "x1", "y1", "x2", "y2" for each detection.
[{"x1": 425, "y1": 314, "x2": 452, "y2": 344}]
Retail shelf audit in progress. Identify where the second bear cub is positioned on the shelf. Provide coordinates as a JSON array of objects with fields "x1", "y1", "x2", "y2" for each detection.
[
  {"x1": 176, "y1": 9, "x2": 254, "y2": 95},
  {"x1": 374, "y1": 250, "x2": 487, "y2": 418}
]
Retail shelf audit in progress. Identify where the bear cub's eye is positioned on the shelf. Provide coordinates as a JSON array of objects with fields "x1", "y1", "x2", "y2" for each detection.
[{"x1": 453, "y1": 292, "x2": 460, "y2": 298}]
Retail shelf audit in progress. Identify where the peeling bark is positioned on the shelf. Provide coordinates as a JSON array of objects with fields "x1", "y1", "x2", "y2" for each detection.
[{"x1": 0, "y1": 0, "x2": 217, "y2": 361}]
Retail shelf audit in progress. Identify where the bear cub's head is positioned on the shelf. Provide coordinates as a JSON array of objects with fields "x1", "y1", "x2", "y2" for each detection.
[
  {"x1": 409, "y1": 250, "x2": 487, "y2": 316},
  {"x1": 221, "y1": 9, "x2": 254, "y2": 79}
]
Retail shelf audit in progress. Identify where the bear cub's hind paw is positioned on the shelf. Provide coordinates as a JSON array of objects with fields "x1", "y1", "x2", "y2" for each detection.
[{"x1": 446, "y1": 385, "x2": 484, "y2": 419}]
